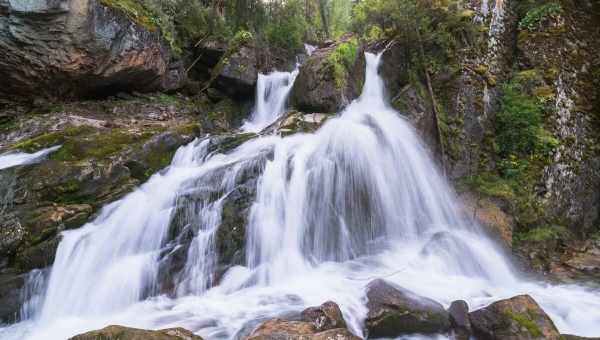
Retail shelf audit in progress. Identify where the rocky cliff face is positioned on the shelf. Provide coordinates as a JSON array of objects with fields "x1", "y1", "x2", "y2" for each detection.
[
  {"x1": 540, "y1": 0, "x2": 600, "y2": 235},
  {"x1": 446, "y1": 0, "x2": 519, "y2": 179},
  {"x1": 0, "y1": 0, "x2": 184, "y2": 99}
]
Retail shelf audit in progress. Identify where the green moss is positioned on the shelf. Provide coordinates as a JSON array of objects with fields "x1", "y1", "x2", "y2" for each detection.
[
  {"x1": 517, "y1": 225, "x2": 573, "y2": 242},
  {"x1": 13, "y1": 126, "x2": 92, "y2": 153},
  {"x1": 100, "y1": 0, "x2": 158, "y2": 31},
  {"x1": 324, "y1": 38, "x2": 359, "y2": 89},
  {"x1": 54, "y1": 179, "x2": 81, "y2": 195},
  {"x1": 505, "y1": 311, "x2": 543, "y2": 337},
  {"x1": 519, "y1": 3, "x2": 562, "y2": 32}
]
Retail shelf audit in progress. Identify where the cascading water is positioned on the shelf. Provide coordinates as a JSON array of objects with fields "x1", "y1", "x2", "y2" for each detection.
[
  {"x1": 241, "y1": 68, "x2": 299, "y2": 132},
  {"x1": 2, "y1": 53, "x2": 600, "y2": 340},
  {"x1": 0, "y1": 146, "x2": 61, "y2": 170}
]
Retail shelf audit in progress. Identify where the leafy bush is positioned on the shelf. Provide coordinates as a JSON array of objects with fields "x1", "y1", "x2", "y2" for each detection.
[
  {"x1": 495, "y1": 82, "x2": 545, "y2": 157},
  {"x1": 517, "y1": 225, "x2": 573, "y2": 242},
  {"x1": 519, "y1": 3, "x2": 562, "y2": 31},
  {"x1": 325, "y1": 38, "x2": 358, "y2": 88}
]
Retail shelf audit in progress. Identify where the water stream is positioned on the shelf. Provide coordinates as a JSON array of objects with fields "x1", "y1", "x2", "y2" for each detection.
[
  {"x1": 1, "y1": 53, "x2": 599, "y2": 339},
  {"x1": 0, "y1": 146, "x2": 61, "y2": 171}
]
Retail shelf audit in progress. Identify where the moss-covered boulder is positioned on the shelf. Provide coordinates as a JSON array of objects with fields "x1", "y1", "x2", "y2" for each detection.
[
  {"x1": 469, "y1": 294, "x2": 560, "y2": 340},
  {"x1": 290, "y1": 35, "x2": 364, "y2": 113},
  {"x1": 364, "y1": 279, "x2": 450, "y2": 338},
  {"x1": 69, "y1": 325, "x2": 203, "y2": 340}
]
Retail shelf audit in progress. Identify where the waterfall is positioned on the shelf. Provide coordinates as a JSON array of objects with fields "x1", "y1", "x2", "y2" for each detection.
[
  {"x1": 0, "y1": 146, "x2": 61, "y2": 170},
  {"x1": 2, "y1": 53, "x2": 600, "y2": 340},
  {"x1": 241, "y1": 68, "x2": 299, "y2": 132},
  {"x1": 304, "y1": 43, "x2": 317, "y2": 56}
]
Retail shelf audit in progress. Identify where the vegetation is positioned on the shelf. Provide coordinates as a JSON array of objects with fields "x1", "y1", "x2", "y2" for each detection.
[
  {"x1": 325, "y1": 38, "x2": 359, "y2": 88},
  {"x1": 519, "y1": 2, "x2": 562, "y2": 31}
]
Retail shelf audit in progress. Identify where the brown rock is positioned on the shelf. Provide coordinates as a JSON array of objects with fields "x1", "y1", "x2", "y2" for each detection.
[
  {"x1": 469, "y1": 294, "x2": 560, "y2": 340},
  {"x1": 0, "y1": 0, "x2": 184, "y2": 99},
  {"x1": 301, "y1": 301, "x2": 347, "y2": 332},
  {"x1": 69, "y1": 325, "x2": 203, "y2": 340}
]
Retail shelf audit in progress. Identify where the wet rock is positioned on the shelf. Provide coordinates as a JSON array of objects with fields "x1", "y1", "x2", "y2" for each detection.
[
  {"x1": 246, "y1": 302, "x2": 360, "y2": 340},
  {"x1": 69, "y1": 325, "x2": 203, "y2": 340},
  {"x1": 469, "y1": 294, "x2": 560, "y2": 340},
  {"x1": 448, "y1": 300, "x2": 471, "y2": 340},
  {"x1": 0, "y1": 271, "x2": 26, "y2": 323},
  {"x1": 246, "y1": 319, "x2": 316, "y2": 339},
  {"x1": 0, "y1": 0, "x2": 184, "y2": 99},
  {"x1": 291, "y1": 35, "x2": 364, "y2": 113},
  {"x1": 364, "y1": 279, "x2": 450, "y2": 337},
  {"x1": 301, "y1": 301, "x2": 347, "y2": 332},
  {"x1": 262, "y1": 111, "x2": 331, "y2": 135}
]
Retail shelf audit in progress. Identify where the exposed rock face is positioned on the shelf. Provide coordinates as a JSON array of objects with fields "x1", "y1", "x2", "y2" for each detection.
[
  {"x1": 245, "y1": 301, "x2": 360, "y2": 340},
  {"x1": 0, "y1": 0, "x2": 184, "y2": 99},
  {"x1": 192, "y1": 40, "x2": 298, "y2": 101},
  {"x1": 69, "y1": 325, "x2": 203, "y2": 340},
  {"x1": 460, "y1": 191, "x2": 514, "y2": 248},
  {"x1": 469, "y1": 294, "x2": 560, "y2": 340},
  {"x1": 538, "y1": 0, "x2": 600, "y2": 235},
  {"x1": 364, "y1": 279, "x2": 450, "y2": 338},
  {"x1": 446, "y1": 0, "x2": 519, "y2": 179},
  {"x1": 290, "y1": 35, "x2": 364, "y2": 113}
]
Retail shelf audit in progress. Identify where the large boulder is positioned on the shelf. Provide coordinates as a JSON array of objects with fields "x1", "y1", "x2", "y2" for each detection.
[
  {"x1": 245, "y1": 301, "x2": 360, "y2": 340},
  {"x1": 290, "y1": 35, "x2": 364, "y2": 113},
  {"x1": 364, "y1": 279, "x2": 450, "y2": 338},
  {"x1": 469, "y1": 294, "x2": 560, "y2": 340},
  {"x1": 0, "y1": 0, "x2": 184, "y2": 99},
  {"x1": 69, "y1": 325, "x2": 203, "y2": 340}
]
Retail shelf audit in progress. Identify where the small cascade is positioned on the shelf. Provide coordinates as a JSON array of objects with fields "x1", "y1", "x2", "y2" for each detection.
[
  {"x1": 241, "y1": 68, "x2": 299, "y2": 132},
  {"x1": 2, "y1": 53, "x2": 600, "y2": 340},
  {"x1": 304, "y1": 43, "x2": 317, "y2": 56},
  {"x1": 0, "y1": 145, "x2": 61, "y2": 171}
]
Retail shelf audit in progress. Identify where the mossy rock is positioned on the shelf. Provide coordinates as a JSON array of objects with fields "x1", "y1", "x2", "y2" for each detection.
[{"x1": 469, "y1": 295, "x2": 560, "y2": 340}]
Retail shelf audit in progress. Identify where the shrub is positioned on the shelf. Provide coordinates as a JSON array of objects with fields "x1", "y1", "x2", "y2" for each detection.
[
  {"x1": 495, "y1": 82, "x2": 544, "y2": 157},
  {"x1": 519, "y1": 3, "x2": 562, "y2": 31}
]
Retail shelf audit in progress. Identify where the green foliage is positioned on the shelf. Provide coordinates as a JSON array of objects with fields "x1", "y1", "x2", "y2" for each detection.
[
  {"x1": 264, "y1": 0, "x2": 307, "y2": 49},
  {"x1": 495, "y1": 82, "x2": 544, "y2": 156},
  {"x1": 517, "y1": 225, "x2": 573, "y2": 242},
  {"x1": 519, "y1": 3, "x2": 562, "y2": 31},
  {"x1": 325, "y1": 38, "x2": 359, "y2": 88},
  {"x1": 495, "y1": 73, "x2": 559, "y2": 159},
  {"x1": 100, "y1": 0, "x2": 159, "y2": 30}
]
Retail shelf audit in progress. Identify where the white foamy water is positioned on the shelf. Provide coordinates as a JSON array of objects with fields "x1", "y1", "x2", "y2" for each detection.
[
  {"x1": 241, "y1": 68, "x2": 299, "y2": 133},
  {"x1": 2, "y1": 53, "x2": 600, "y2": 340},
  {"x1": 0, "y1": 146, "x2": 61, "y2": 170},
  {"x1": 304, "y1": 43, "x2": 317, "y2": 56}
]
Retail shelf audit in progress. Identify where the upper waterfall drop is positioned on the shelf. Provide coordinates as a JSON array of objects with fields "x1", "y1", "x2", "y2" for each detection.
[
  {"x1": 0, "y1": 145, "x2": 61, "y2": 170},
  {"x1": 2, "y1": 52, "x2": 600, "y2": 340},
  {"x1": 241, "y1": 67, "x2": 299, "y2": 132}
]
